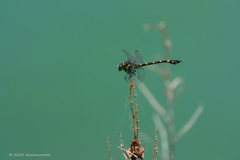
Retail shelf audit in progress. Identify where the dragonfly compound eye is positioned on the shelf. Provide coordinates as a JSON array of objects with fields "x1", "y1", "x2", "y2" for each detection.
[{"x1": 117, "y1": 64, "x2": 123, "y2": 71}]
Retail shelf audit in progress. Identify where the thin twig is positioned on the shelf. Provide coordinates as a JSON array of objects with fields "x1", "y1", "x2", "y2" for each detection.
[
  {"x1": 143, "y1": 23, "x2": 158, "y2": 32},
  {"x1": 158, "y1": 21, "x2": 176, "y2": 155},
  {"x1": 166, "y1": 85, "x2": 176, "y2": 154},
  {"x1": 117, "y1": 146, "x2": 138, "y2": 158},
  {"x1": 153, "y1": 127, "x2": 158, "y2": 160},
  {"x1": 173, "y1": 85, "x2": 186, "y2": 100},
  {"x1": 137, "y1": 83, "x2": 166, "y2": 117},
  {"x1": 153, "y1": 115, "x2": 170, "y2": 160},
  {"x1": 168, "y1": 77, "x2": 184, "y2": 91},
  {"x1": 144, "y1": 62, "x2": 165, "y2": 77},
  {"x1": 158, "y1": 21, "x2": 171, "y2": 61},
  {"x1": 133, "y1": 77, "x2": 140, "y2": 138},
  {"x1": 129, "y1": 77, "x2": 136, "y2": 138},
  {"x1": 106, "y1": 134, "x2": 112, "y2": 160},
  {"x1": 119, "y1": 132, "x2": 124, "y2": 147},
  {"x1": 119, "y1": 132, "x2": 128, "y2": 160},
  {"x1": 176, "y1": 104, "x2": 204, "y2": 142}
]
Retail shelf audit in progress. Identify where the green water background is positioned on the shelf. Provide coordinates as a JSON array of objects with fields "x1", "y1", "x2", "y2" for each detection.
[{"x1": 0, "y1": 0, "x2": 239, "y2": 159}]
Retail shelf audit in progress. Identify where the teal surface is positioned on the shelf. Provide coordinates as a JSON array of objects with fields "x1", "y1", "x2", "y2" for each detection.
[{"x1": 0, "y1": 0, "x2": 240, "y2": 159}]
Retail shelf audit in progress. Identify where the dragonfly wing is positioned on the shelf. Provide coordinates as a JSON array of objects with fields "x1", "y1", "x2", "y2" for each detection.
[
  {"x1": 122, "y1": 49, "x2": 134, "y2": 61},
  {"x1": 124, "y1": 73, "x2": 131, "y2": 83},
  {"x1": 135, "y1": 50, "x2": 144, "y2": 64},
  {"x1": 137, "y1": 67, "x2": 145, "y2": 83}
]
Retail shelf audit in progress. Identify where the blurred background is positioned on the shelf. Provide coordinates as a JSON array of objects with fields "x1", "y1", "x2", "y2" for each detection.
[{"x1": 0, "y1": 0, "x2": 239, "y2": 159}]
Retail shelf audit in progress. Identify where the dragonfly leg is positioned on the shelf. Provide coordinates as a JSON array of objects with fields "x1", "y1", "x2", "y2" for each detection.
[
  {"x1": 124, "y1": 74, "x2": 133, "y2": 82},
  {"x1": 130, "y1": 71, "x2": 136, "y2": 78},
  {"x1": 126, "y1": 68, "x2": 135, "y2": 75}
]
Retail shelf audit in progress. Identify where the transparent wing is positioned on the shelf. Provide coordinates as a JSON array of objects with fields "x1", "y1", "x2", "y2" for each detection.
[
  {"x1": 124, "y1": 73, "x2": 131, "y2": 83},
  {"x1": 122, "y1": 49, "x2": 134, "y2": 61},
  {"x1": 137, "y1": 67, "x2": 145, "y2": 83},
  {"x1": 134, "y1": 50, "x2": 144, "y2": 64}
]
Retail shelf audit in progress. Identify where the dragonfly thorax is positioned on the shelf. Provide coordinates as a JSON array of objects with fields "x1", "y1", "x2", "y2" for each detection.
[
  {"x1": 118, "y1": 60, "x2": 140, "y2": 72},
  {"x1": 117, "y1": 61, "x2": 129, "y2": 72}
]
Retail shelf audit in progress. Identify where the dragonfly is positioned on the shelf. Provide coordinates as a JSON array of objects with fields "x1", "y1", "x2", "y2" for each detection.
[{"x1": 117, "y1": 49, "x2": 182, "y2": 82}]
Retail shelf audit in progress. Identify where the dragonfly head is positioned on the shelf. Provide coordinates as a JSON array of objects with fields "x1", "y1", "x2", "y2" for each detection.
[{"x1": 117, "y1": 63, "x2": 123, "y2": 71}]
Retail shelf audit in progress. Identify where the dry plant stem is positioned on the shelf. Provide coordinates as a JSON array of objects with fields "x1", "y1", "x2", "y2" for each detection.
[
  {"x1": 129, "y1": 77, "x2": 137, "y2": 139},
  {"x1": 158, "y1": 22, "x2": 171, "y2": 61},
  {"x1": 159, "y1": 21, "x2": 176, "y2": 155},
  {"x1": 119, "y1": 132, "x2": 124, "y2": 147},
  {"x1": 153, "y1": 127, "x2": 158, "y2": 160},
  {"x1": 140, "y1": 21, "x2": 204, "y2": 160},
  {"x1": 176, "y1": 104, "x2": 204, "y2": 141},
  {"x1": 166, "y1": 87, "x2": 176, "y2": 154},
  {"x1": 133, "y1": 77, "x2": 140, "y2": 138},
  {"x1": 128, "y1": 77, "x2": 145, "y2": 160},
  {"x1": 146, "y1": 65, "x2": 165, "y2": 77},
  {"x1": 171, "y1": 153, "x2": 174, "y2": 160},
  {"x1": 118, "y1": 146, "x2": 137, "y2": 159},
  {"x1": 146, "y1": 21, "x2": 175, "y2": 151},
  {"x1": 137, "y1": 82, "x2": 166, "y2": 117},
  {"x1": 128, "y1": 139, "x2": 145, "y2": 160},
  {"x1": 119, "y1": 132, "x2": 128, "y2": 160},
  {"x1": 173, "y1": 85, "x2": 186, "y2": 100},
  {"x1": 106, "y1": 134, "x2": 112, "y2": 160},
  {"x1": 153, "y1": 115, "x2": 169, "y2": 160}
]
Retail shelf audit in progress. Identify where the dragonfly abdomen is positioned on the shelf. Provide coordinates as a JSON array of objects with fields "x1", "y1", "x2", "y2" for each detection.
[{"x1": 139, "y1": 60, "x2": 182, "y2": 67}]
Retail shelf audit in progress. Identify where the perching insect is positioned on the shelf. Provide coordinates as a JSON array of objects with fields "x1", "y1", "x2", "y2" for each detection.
[{"x1": 117, "y1": 49, "x2": 182, "y2": 82}]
